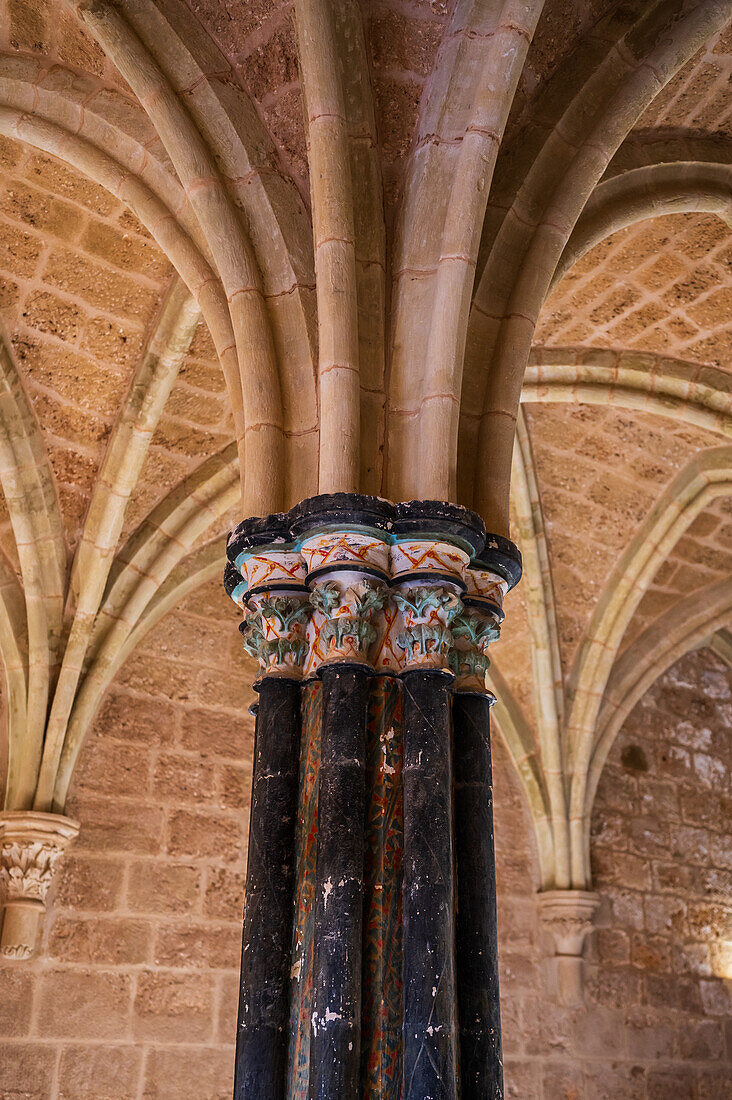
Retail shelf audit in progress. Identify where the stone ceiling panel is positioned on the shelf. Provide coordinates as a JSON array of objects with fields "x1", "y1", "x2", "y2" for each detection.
[
  {"x1": 523, "y1": 402, "x2": 728, "y2": 679},
  {"x1": 635, "y1": 24, "x2": 732, "y2": 135},
  {"x1": 537, "y1": 213, "x2": 732, "y2": 368},
  {"x1": 0, "y1": 0, "x2": 123, "y2": 85},
  {"x1": 623, "y1": 496, "x2": 732, "y2": 654},
  {"x1": 0, "y1": 135, "x2": 174, "y2": 552}
]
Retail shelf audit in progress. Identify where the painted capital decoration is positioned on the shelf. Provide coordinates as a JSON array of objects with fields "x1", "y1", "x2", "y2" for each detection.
[
  {"x1": 224, "y1": 494, "x2": 522, "y2": 1100},
  {"x1": 0, "y1": 811, "x2": 79, "y2": 960},
  {"x1": 225, "y1": 494, "x2": 521, "y2": 689}
]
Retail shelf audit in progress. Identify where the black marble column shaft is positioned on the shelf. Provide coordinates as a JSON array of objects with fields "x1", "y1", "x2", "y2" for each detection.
[
  {"x1": 308, "y1": 664, "x2": 371, "y2": 1100},
  {"x1": 233, "y1": 677, "x2": 301, "y2": 1100},
  {"x1": 401, "y1": 669, "x2": 459, "y2": 1100},
  {"x1": 453, "y1": 691, "x2": 503, "y2": 1099}
]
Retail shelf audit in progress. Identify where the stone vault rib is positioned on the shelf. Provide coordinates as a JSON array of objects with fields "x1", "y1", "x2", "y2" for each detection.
[
  {"x1": 520, "y1": 347, "x2": 732, "y2": 440},
  {"x1": 587, "y1": 575, "x2": 732, "y2": 832},
  {"x1": 511, "y1": 408, "x2": 569, "y2": 888},
  {"x1": 566, "y1": 445, "x2": 732, "y2": 887},
  {"x1": 387, "y1": 0, "x2": 546, "y2": 503},
  {"x1": 85, "y1": 0, "x2": 319, "y2": 503},
  {"x1": 551, "y1": 160, "x2": 732, "y2": 289},
  {"x1": 0, "y1": 325, "x2": 66, "y2": 812},
  {"x1": 76, "y1": 0, "x2": 282, "y2": 512},
  {"x1": 468, "y1": 0, "x2": 732, "y2": 533},
  {"x1": 0, "y1": 99, "x2": 243, "y2": 483},
  {"x1": 33, "y1": 279, "x2": 200, "y2": 811},
  {"x1": 54, "y1": 443, "x2": 239, "y2": 807}
]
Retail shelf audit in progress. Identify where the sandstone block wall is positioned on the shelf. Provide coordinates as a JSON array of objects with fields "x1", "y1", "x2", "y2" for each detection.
[{"x1": 1, "y1": 589, "x2": 730, "y2": 1099}]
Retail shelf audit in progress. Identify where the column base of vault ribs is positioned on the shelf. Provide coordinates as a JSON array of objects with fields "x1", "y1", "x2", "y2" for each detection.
[
  {"x1": 225, "y1": 493, "x2": 522, "y2": 685},
  {"x1": 0, "y1": 811, "x2": 80, "y2": 960},
  {"x1": 224, "y1": 494, "x2": 522, "y2": 1098}
]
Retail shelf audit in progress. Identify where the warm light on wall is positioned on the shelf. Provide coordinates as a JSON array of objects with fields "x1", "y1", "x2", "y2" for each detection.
[{"x1": 710, "y1": 932, "x2": 732, "y2": 981}]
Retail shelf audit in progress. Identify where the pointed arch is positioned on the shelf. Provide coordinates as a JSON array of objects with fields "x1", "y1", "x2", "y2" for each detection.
[
  {"x1": 521, "y1": 347, "x2": 732, "y2": 439},
  {"x1": 33, "y1": 281, "x2": 200, "y2": 809},
  {"x1": 54, "y1": 444, "x2": 238, "y2": 807},
  {"x1": 0, "y1": 326, "x2": 66, "y2": 809},
  {"x1": 566, "y1": 447, "x2": 732, "y2": 886},
  {"x1": 551, "y1": 161, "x2": 732, "y2": 289},
  {"x1": 511, "y1": 409, "x2": 569, "y2": 886}
]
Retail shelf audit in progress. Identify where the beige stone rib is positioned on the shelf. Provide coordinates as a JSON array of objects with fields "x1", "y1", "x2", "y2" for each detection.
[
  {"x1": 487, "y1": 659, "x2": 554, "y2": 886},
  {"x1": 56, "y1": 540, "x2": 223, "y2": 806},
  {"x1": 565, "y1": 447, "x2": 732, "y2": 887},
  {"x1": 470, "y1": 0, "x2": 731, "y2": 533},
  {"x1": 107, "y1": 0, "x2": 319, "y2": 500},
  {"x1": 0, "y1": 53, "x2": 204, "y2": 253},
  {"x1": 0, "y1": 557, "x2": 30, "y2": 810},
  {"x1": 552, "y1": 161, "x2": 732, "y2": 288},
  {"x1": 117, "y1": 539, "x2": 224, "y2": 668},
  {"x1": 709, "y1": 628, "x2": 732, "y2": 668},
  {"x1": 54, "y1": 447, "x2": 238, "y2": 808},
  {"x1": 462, "y1": 6, "x2": 648, "y2": 503},
  {"x1": 78, "y1": 0, "x2": 283, "y2": 513},
  {"x1": 521, "y1": 347, "x2": 732, "y2": 438},
  {"x1": 33, "y1": 282, "x2": 200, "y2": 811},
  {"x1": 0, "y1": 329, "x2": 66, "y2": 812},
  {"x1": 295, "y1": 0, "x2": 361, "y2": 492},
  {"x1": 387, "y1": 0, "x2": 545, "y2": 500},
  {"x1": 94, "y1": 446, "x2": 238, "y2": 645},
  {"x1": 607, "y1": 130, "x2": 732, "y2": 177},
  {"x1": 118, "y1": 0, "x2": 315, "y2": 296},
  {"x1": 582, "y1": 578, "x2": 732, "y2": 879},
  {"x1": 512, "y1": 410, "x2": 569, "y2": 887},
  {"x1": 414, "y1": 2, "x2": 545, "y2": 500},
  {"x1": 328, "y1": 3, "x2": 385, "y2": 494},
  {"x1": 0, "y1": 104, "x2": 245, "y2": 466}
]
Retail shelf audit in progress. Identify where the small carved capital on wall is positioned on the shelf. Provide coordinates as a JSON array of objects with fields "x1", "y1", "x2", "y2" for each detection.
[
  {"x1": 538, "y1": 889, "x2": 599, "y2": 1006},
  {"x1": 0, "y1": 812, "x2": 79, "y2": 961}
]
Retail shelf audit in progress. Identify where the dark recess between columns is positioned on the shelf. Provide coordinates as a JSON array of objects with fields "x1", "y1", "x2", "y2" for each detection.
[
  {"x1": 401, "y1": 668, "x2": 459, "y2": 1100},
  {"x1": 308, "y1": 663, "x2": 371, "y2": 1100},
  {"x1": 453, "y1": 690, "x2": 503, "y2": 1099},
  {"x1": 234, "y1": 676, "x2": 301, "y2": 1100}
]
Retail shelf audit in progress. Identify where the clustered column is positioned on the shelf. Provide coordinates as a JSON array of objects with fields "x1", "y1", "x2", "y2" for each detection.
[{"x1": 225, "y1": 495, "x2": 521, "y2": 1100}]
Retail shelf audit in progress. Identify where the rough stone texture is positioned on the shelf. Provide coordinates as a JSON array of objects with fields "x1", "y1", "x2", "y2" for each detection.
[
  {"x1": 0, "y1": 134, "x2": 238, "y2": 561},
  {"x1": 0, "y1": 581, "x2": 254, "y2": 1099},
  {"x1": 0, "y1": 0, "x2": 730, "y2": 1094},
  {"x1": 0, "y1": 139, "x2": 170, "y2": 551},
  {"x1": 0, "y1": 0, "x2": 122, "y2": 84},
  {"x1": 3, "y1": 637, "x2": 730, "y2": 1099},
  {"x1": 511, "y1": 404, "x2": 726, "y2": 681},
  {"x1": 637, "y1": 26, "x2": 732, "y2": 134},
  {"x1": 628, "y1": 497, "x2": 732, "y2": 651},
  {"x1": 537, "y1": 214, "x2": 732, "y2": 370},
  {"x1": 497, "y1": 646, "x2": 732, "y2": 1098}
]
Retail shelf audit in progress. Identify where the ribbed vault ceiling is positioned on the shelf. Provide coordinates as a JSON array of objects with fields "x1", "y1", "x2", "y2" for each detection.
[{"x1": 0, "y1": 0, "x2": 729, "y2": 894}]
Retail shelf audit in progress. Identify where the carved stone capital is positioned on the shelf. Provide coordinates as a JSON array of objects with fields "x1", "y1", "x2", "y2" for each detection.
[
  {"x1": 394, "y1": 585, "x2": 462, "y2": 671},
  {"x1": 241, "y1": 593, "x2": 311, "y2": 679},
  {"x1": 450, "y1": 606, "x2": 501, "y2": 692},
  {"x1": 538, "y1": 889, "x2": 599, "y2": 1005},
  {"x1": 225, "y1": 496, "x2": 523, "y2": 681},
  {"x1": 538, "y1": 889, "x2": 599, "y2": 955},
  {"x1": 0, "y1": 812, "x2": 79, "y2": 960},
  {"x1": 309, "y1": 578, "x2": 387, "y2": 666}
]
